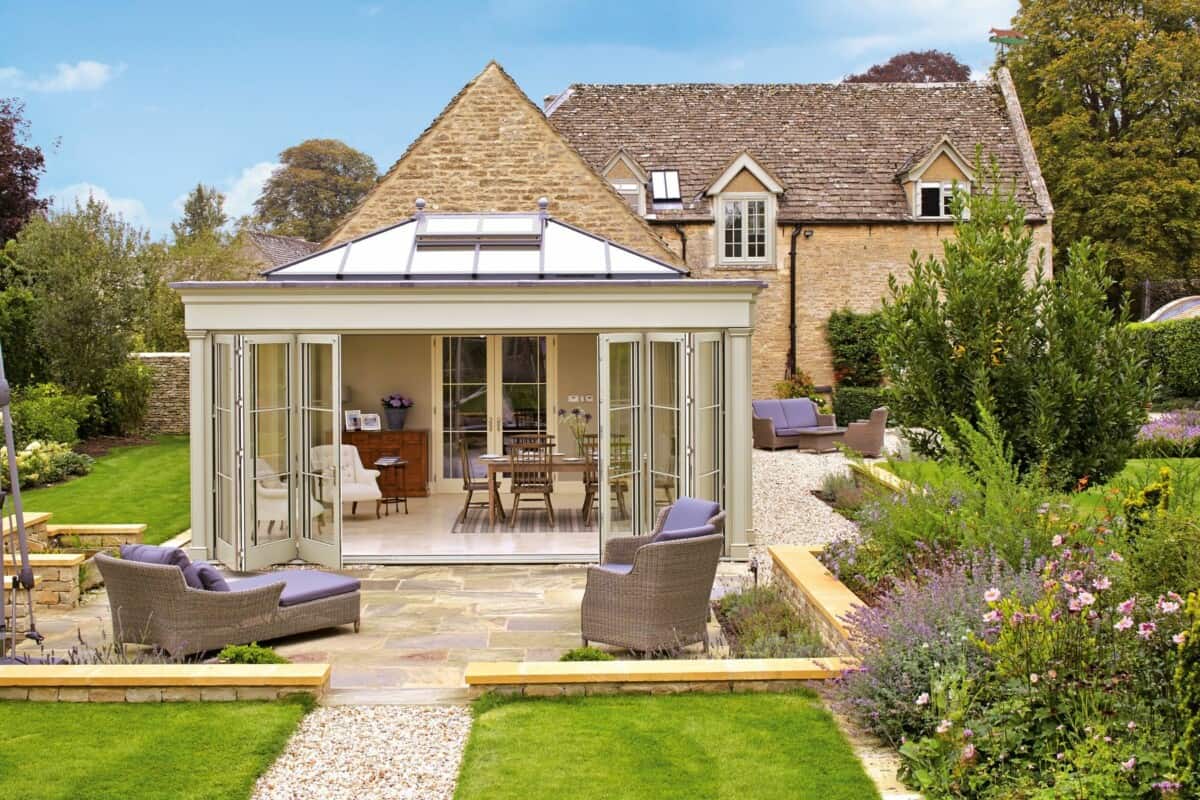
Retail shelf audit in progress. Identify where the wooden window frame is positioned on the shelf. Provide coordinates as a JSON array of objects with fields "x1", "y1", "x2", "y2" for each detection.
[{"x1": 717, "y1": 193, "x2": 774, "y2": 266}]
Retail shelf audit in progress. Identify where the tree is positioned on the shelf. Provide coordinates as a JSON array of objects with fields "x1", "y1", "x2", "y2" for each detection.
[
  {"x1": 880, "y1": 160, "x2": 1151, "y2": 488},
  {"x1": 1009, "y1": 0, "x2": 1200, "y2": 288},
  {"x1": 0, "y1": 98, "x2": 50, "y2": 244},
  {"x1": 171, "y1": 183, "x2": 227, "y2": 244},
  {"x1": 1, "y1": 197, "x2": 150, "y2": 394},
  {"x1": 251, "y1": 139, "x2": 378, "y2": 242},
  {"x1": 845, "y1": 50, "x2": 972, "y2": 83}
]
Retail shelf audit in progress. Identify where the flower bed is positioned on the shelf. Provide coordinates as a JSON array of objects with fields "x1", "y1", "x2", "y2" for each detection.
[
  {"x1": 713, "y1": 585, "x2": 827, "y2": 659},
  {"x1": 1136, "y1": 410, "x2": 1200, "y2": 457}
]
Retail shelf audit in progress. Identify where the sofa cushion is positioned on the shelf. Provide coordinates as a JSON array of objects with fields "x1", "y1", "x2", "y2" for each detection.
[
  {"x1": 775, "y1": 427, "x2": 807, "y2": 436},
  {"x1": 182, "y1": 562, "x2": 230, "y2": 592},
  {"x1": 653, "y1": 524, "x2": 717, "y2": 543},
  {"x1": 233, "y1": 570, "x2": 360, "y2": 607},
  {"x1": 595, "y1": 563, "x2": 634, "y2": 576},
  {"x1": 781, "y1": 398, "x2": 818, "y2": 429},
  {"x1": 120, "y1": 544, "x2": 191, "y2": 570},
  {"x1": 752, "y1": 399, "x2": 787, "y2": 431},
  {"x1": 663, "y1": 497, "x2": 720, "y2": 530}
]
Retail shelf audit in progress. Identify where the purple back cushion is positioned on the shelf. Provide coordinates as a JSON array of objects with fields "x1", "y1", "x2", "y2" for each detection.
[
  {"x1": 182, "y1": 562, "x2": 230, "y2": 592},
  {"x1": 782, "y1": 398, "x2": 818, "y2": 429},
  {"x1": 653, "y1": 524, "x2": 716, "y2": 543},
  {"x1": 662, "y1": 497, "x2": 720, "y2": 532},
  {"x1": 752, "y1": 399, "x2": 787, "y2": 430},
  {"x1": 120, "y1": 544, "x2": 191, "y2": 570}
]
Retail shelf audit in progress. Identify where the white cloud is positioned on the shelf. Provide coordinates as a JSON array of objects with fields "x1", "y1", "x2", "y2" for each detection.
[
  {"x1": 839, "y1": 0, "x2": 1017, "y2": 45},
  {"x1": 53, "y1": 183, "x2": 150, "y2": 228},
  {"x1": 0, "y1": 60, "x2": 123, "y2": 93},
  {"x1": 222, "y1": 162, "x2": 280, "y2": 221},
  {"x1": 360, "y1": 4, "x2": 384, "y2": 16}
]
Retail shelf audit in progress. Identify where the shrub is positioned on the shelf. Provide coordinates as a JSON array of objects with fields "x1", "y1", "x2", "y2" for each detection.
[
  {"x1": 0, "y1": 440, "x2": 93, "y2": 490},
  {"x1": 217, "y1": 643, "x2": 289, "y2": 664},
  {"x1": 817, "y1": 470, "x2": 868, "y2": 515},
  {"x1": 95, "y1": 359, "x2": 153, "y2": 436},
  {"x1": 10, "y1": 383, "x2": 96, "y2": 448},
  {"x1": 559, "y1": 646, "x2": 615, "y2": 662},
  {"x1": 1134, "y1": 409, "x2": 1200, "y2": 458},
  {"x1": 1131, "y1": 317, "x2": 1200, "y2": 401},
  {"x1": 880, "y1": 160, "x2": 1151, "y2": 488},
  {"x1": 1175, "y1": 593, "x2": 1200, "y2": 795},
  {"x1": 715, "y1": 586, "x2": 825, "y2": 659},
  {"x1": 826, "y1": 308, "x2": 885, "y2": 387},
  {"x1": 833, "y1": 386, "x2": 891, "y2": 425}
]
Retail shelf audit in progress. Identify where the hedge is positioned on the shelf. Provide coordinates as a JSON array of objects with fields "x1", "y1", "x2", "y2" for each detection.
[
  {"x1": 825, "y1": 309, "x2": 885, "y2": 387},
  {"x1": 1130, "y1": 317, "x2": 1200, "y2": 400},
  {"x1": 832, "y1": 386, "x2": 892, "y2": 425}
]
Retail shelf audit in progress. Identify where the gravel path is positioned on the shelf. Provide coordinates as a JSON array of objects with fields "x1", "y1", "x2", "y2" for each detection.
[{"x1": 253, "y1": 705, "x2": 472, "y2": 800}]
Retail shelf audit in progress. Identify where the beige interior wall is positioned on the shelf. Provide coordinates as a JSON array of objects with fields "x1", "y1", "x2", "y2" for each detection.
[
  {"x1": 341, "y1": 334, "x2": 433, "y2": 430},
  {"x1": 555, "y1": 334, "x2": 598, "y2": 444}
]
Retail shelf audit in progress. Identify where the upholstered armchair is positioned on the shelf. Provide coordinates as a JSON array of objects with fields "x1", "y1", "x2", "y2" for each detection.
[
  {"x1": 843, "y1": 406, "x2": 889, "y2": 458},
  {"x1": 581, "y1": 497, "x2": 725, "y2": 653},
  {"x1": 310, "y1": 444, "x2": 383, "y2": 518}
]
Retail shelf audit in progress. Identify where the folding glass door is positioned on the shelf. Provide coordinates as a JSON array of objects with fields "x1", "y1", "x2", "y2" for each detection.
[
  {"x1": 598, "y1": 332, "x2": 724, "y2": 550},
  {"x1": 210, "y1": 333, "x2": 341, "y2": 571}
]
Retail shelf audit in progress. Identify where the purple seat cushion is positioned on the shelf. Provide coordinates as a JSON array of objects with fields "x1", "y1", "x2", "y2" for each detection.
[
  {"x1": 775, "y1": 427, "x2": 807, "y2": 436},
  {"x1": 120, "y1": 544, "x2": 191, "y2": 570},
  {"x1": 781, "y1": 398, "x2": 818, "y2": 429},
  {"x1": 752, "y1": 399, "x2": 787, "y2": 431},
  {"x1": 648, "y1": 497, "x2": 721, "y2": 543},
  {"x1": 182, "y1": 562, "x2": 230, "y2": 592},
  {"x1": 595, "y1": 563, "x2": 634, "y2": 576},
  {"x1": 233, "y1": 570, "x2": 360, "y2": 607}
]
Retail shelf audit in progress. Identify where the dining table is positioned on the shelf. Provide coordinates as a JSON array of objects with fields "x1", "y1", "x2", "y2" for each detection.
[{"x1": 481, "y1": 452, "x2": 598, "y2": 526}]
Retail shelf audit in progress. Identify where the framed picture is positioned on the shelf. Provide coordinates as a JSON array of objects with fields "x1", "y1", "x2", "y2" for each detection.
[
  {"x1": 344, "y1": 410, "x2": 362, "y2": 431},
  {"x1": 360, "y1": 413, "x2": 382, "y2": 432}
]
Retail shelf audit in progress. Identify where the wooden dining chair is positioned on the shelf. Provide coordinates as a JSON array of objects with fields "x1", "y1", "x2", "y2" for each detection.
[
  {"x1": 508, "y1": 435, "x2": 555, "y2": 528},
  {"x1": 580, "y1": 433, "x2": 600, "y2": 525},
  {"x1": 459, "y1": 439, "x2": 504, "y2": 524}
]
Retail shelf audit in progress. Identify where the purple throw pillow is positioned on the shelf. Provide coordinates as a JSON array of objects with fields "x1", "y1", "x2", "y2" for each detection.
[
  {"x1": 182, "y1": 562, "x2": 230, "y2": 592},
  {"x1": 120, "y1": 544, "x2": 191, "y2": 570}
]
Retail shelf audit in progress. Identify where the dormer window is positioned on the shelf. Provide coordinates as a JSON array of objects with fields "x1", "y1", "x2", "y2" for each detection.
[
  {"x1": 705, "y1": 152, "x2": 783, "y2": 267},
  {"x1": 898, "y1": 137, "x2": 974, "y2": 222},
  {"x1": 918, "y1": 182, "x2": 953, "y2": 218}
]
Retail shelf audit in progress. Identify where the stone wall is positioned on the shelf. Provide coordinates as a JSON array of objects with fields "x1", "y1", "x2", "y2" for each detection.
[
  {"x1": 136, "y1": 353, "x2": 189, "y2": 435},
  {"x1": 662, "y1": 220, "x2": 1052, "y2": 397}
]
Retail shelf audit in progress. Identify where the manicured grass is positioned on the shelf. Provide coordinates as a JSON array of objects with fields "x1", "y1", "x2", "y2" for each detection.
[
  {"x1": 19, "y1": 436, "x2": 190, "y2": 545},
  {"x1": 0, "y1": 698, "x2": 308, "y2": 800},
  {"x1": 454, "y1": 692, "x2": 880, "y2": 800}
]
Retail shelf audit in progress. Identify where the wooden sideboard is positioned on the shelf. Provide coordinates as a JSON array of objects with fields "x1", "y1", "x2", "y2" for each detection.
[{"x1": 343, "y1": 429, "x2": 429, "y2": 497}]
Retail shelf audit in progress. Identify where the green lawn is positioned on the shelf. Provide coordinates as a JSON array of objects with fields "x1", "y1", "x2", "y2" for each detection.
[
  {"x1": 0, "y1": 699, "x2": 307, "y2": 800},
  {"x1": 454, "y1": 692, "x2": 880, "y2": 800},
  {"x1": 20, "y1": 435, "x2": 190, "y2": 545}
]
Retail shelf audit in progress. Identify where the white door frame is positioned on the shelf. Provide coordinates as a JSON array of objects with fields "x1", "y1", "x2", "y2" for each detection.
[
  {"x1": 211, "y1": 334, "x2": 240, "y2": 568},
  {"x1": 296, "y1": 335, "x2": 342, "y2": 568},
  {"x1": 597, "y1": 333, "x2": 644, "y2": 550}
]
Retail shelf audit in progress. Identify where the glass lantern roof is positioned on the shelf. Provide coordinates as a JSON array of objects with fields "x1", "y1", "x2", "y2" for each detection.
[{"x1": 264, "y1": 212, "x2": 686, "y2": 281}]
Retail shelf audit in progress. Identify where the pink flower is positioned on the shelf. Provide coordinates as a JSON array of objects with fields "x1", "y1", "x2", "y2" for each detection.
[
  {"x1": 1068, "y1": 598, "x2": 1082, "y2": 612},
  {"x1": 936, "y1": 719, "x2": 952, "y2": 735},
  {"x1": 915, "y1": 692, "x2": 929, "y2": 706},
  {"x1": 1052, "y1": 534, "x2": 1064, "y2": 547},
  {"x1": 1139, "y1": 621, "x2": 1157, "y2": 640},
  {"x1": 1118, "y1": 598, "x2": 1136, "y2": 615},
  {"x1": 1056, "y1": 752, "x2": 1065, "y2": 761},
  {"x1": 961, "y1": 743, "x2": 977, "y2": 762},
  {"x1": 1047, "y1": 670, "x2": 1057, "y2": 680},
  {"x1": 1174, "y1": 633, "x2": 1188, "y2": 646},
  {"x1": 984, "y1": 588, "x2": 1001, "y2": 603},
  {"x1": 1128, "y1": 721, "x2": 1138, "y2": 731},
  {"x1": 1093, "y1": 576, "x2": 1111, "y2": 591},
  {"x1": 1121, "y1": 757, "x2": 1137, "y2": 771},
  {"x1": 1029, "y1": 673, "x2": 1039, "y2": 684},
  {"x1": 962, "y1": 728, "x2": 974, "y2": 739},
  {"x1": 1108, "y1": 551, "x2": 1125, "y2": 563},
  {"x1": 1153, "y1": 780, "x2": 1182, "y2": 794},
  {"x1": 1078, "y1": 591, "x2": 1096, "y2": 607},
  {"x1": 1115, "y1": 616, "x2": 1134, "y2": 631},
  {"x1": 1158, "y1": 596, "x2": 1181, "y2": 614}
]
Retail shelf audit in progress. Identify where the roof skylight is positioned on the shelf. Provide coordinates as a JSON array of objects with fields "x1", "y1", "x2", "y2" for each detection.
[{"x1": 650, "y1": 170, "x2": 681, "y2": 201}]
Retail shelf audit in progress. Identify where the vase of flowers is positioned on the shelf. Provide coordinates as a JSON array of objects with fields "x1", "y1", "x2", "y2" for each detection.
[
  {"x1": 382, "y1": 394, "x2": 414, "y2": 430},
  {"x1": 557, "y1": 407, "x2": 593, "y2": 455}
]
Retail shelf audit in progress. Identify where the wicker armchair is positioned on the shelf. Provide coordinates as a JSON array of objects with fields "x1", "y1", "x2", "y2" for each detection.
[
  {"x1": 96, "y1": 554, "x2": 360, "y2": 657},
  {"x1": 582, "y1": 498, "x2": 726, "y2": 653},
  {"x1": 843, "y1": 406, "x2": 889, "y2": 458}
]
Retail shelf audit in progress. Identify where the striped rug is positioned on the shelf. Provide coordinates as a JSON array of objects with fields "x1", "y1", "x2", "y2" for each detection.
[{"x1": 452, "y1": 506, "x2": 595, "y2": 533}]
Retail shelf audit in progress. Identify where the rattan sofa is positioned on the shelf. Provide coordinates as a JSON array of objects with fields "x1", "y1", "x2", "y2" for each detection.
[
  {"x1": 752, "y1": 398, "x2": 839, "y2": 450},
  {"x1": 96, "y1": 552, "x2": 360, "y2": 657},
  {"x1": 581, "y1": 498, "x2": 725, "y2": 654}
]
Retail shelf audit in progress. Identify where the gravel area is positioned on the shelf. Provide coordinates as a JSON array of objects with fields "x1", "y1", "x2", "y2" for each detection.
[{"x1": 253, "y1": 705, "x2": 472, "y2": 800}]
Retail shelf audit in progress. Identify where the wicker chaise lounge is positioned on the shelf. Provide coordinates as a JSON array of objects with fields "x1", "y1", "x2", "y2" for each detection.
[
  {"x1": 581, "y1": 497, "x2": 725, "y2": 654},
  {"x1": 96, "y1": 546, "x2": 360, "y2": 657}
]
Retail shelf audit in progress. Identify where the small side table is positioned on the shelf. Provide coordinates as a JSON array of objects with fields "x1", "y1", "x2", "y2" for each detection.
[{"x1": 374, "y1": 457, "x2": 409, "y2": 515}]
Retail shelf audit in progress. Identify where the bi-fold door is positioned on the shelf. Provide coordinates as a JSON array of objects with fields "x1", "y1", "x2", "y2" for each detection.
[
  {"x1": 210, "y1": 334, "x2": 342, "y2": 571},
  {"x1": 597, "y1": 332, "x2": 724, "y2": 553}
]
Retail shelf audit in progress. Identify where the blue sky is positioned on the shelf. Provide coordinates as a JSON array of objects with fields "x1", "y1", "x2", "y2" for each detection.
[{"x1": 2, "y1": 0, "x2": 1017, "y2": 239}]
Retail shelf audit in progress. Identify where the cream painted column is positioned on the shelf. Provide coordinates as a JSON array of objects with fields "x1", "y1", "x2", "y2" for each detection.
[
  {"x1": 186, "y1": 330, "x2": 210, "y2": 562},
  {"x1": 725, "y1": 328, "x2": 754, "y2": 560}
]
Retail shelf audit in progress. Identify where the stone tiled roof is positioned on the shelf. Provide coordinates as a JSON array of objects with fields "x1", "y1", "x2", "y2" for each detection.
[
  {"x1": 244, "y1": 231, "x2": 320, "y2": 267},
  {"x1": 548, "y1": 75, "x2": 1051, "y2": 223}
]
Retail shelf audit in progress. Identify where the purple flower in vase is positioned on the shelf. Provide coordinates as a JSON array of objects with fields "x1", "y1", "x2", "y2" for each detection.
[{"x1": 382, "y1": 394, "x2": 414, "y2": 409}]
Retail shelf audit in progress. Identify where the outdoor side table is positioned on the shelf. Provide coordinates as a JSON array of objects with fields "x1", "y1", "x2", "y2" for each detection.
[
  {"x1": 794, "y1": 426, "x2": 847, "y2": 453},
  {"x1": 374, "y1": 457, "x2": 409, "y2": 515}
]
